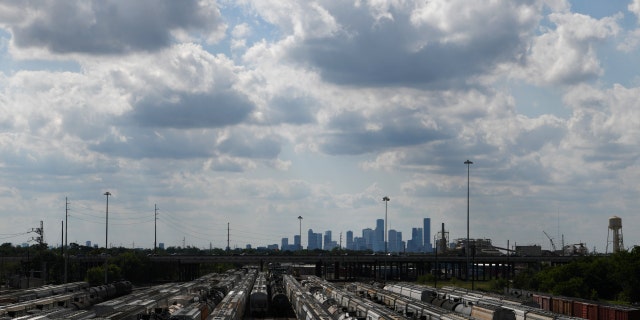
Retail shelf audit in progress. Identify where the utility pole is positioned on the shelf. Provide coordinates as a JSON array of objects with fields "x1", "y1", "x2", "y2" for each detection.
[
  {"x1": 60, "y1": 221, "x2": 63, "y2": 255},
  {"x1": 32, "y1": 221, "x2": 44, "y2": 248},
  {"x1": 154, "y1": 204, "x2": 158, "y2": 254},
  {"x1": 227, "y1": 223, "x2": 230, "y2": 251}
]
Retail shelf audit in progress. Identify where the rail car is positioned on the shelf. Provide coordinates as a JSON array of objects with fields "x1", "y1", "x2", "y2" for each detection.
[
  {"x1": 207, "y1": 269, "x2": 257, "y2": 320},
  {"x1": 0, "y1": 270, "x2": 258, "y2": 319},
  {"x1": 169, "y1": 303, "x2": 205, "y2": 319},
  {"x1": 505, "y1": 287, "x2": 640, "y2": 320},
  {"x1": 249, "y1": 272, "x2": 269, "y2": 316},
  {"x1": 283, "y1": 274, "x2": 336, "y2": 320},
  {"x1": 385, "y1": 283, "x2": 588, "y2": 320},
  {"x1": 304, "y1": 276, "x2": 409, "y2": 320},
  {"x1": 355, "y1": 281, "x2": 471, "y2": 320},
  {"x1": 0, "y1": 281, "x2": 132, "y2": 318},
  {"x1": 0, "y1": 281, "x2": 90, "y2": 305},
  {"x1": 269, "y1": 272, "x2": 290, "y2": 316},
  {"x1": 70, "y1": 281, "x2": 133, "y2": 310}
]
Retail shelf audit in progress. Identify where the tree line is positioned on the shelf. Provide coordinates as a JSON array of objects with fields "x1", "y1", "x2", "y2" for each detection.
[{"x1": 513, "y1": 246, "x2": 640, "y2": 304}]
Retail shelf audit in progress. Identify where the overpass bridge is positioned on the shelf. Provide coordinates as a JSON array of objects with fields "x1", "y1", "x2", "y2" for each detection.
[
  {"x1": 3, "y1": 254, "x2": 578, "y2": 283},
  {"x1": 146, "y1": 254, "x2": 576, "y2": 281}
]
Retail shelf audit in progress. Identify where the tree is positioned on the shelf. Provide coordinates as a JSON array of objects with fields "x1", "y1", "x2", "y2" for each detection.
[{"x1": 85, "y1": 264, "x2": 122, "y2": 286}]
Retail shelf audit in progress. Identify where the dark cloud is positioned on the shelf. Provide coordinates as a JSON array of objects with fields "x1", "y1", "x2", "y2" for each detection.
[
  {"x1": 514, "y1": 124, "x2": 565, "y2": 155},
  {"x1": 90, "y1": 121, "x2": 281, "y2": 163},
  {"x1": 288, "y1": 3, "x2": 535, "y2": 88},
  {"x1": 90, "y1": 129, "x2": 216, "y2": 159},
  {"x1": 9, "y1": 0, "x2": 224, "y2": 54},
  {"x1": 266, "y1": 95, "x2": 316, "y2": 125},
  {"x1": 89, "y1": 125, "x2": 283, "y2": 164},
  {"x1": 319, "y1": 110, "x2": 448, "y2": 155},
  {"x1": 130, "y1": 91, "x2": 254, "y2": 129},
  {"x1": 218, "y1": 132, "x2": 282, "y2": 159}
]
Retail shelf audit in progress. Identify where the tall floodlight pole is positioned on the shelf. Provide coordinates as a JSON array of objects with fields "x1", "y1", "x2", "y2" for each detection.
[
  {"x1": 298, "y1": 216, "x2": 303, "y2": 250},
  {"x1": 464, "y1": 160, "x2": 473, "y2": 287},
  {"x1": 104, "y1": 191, "x2": 111, "y2": 285},
  {"x1": 382, "y1": 196, "x2": 390, "y2": 281},
  {"x1": 382, "y1": 197, "x2": 390, "y2": 254}
]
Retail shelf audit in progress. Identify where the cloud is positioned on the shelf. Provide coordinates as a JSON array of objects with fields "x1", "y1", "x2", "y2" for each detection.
[
  {"x1": 282, "y1": 1, "x2": 541, "y2": 88},
  {"x1": 2, "y1": 0, "x2": 226, "y2": 55},
  {"x1": 129, "y1": 91, "x2": 253, "y2": 129},
  {"x1": 513, "y1": 12, "x2": 620, "y2": 85},
  {"x1": 630, "y1": 0, "x2": 640, "y2": 19},
  {"x1": 319, "y1": 108, "x2": 448, "y2": 155}
]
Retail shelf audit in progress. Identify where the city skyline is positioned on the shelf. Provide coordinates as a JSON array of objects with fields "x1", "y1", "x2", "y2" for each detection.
[{"x1": 0, "y1": 1, "x2": 639, "y2": 253}]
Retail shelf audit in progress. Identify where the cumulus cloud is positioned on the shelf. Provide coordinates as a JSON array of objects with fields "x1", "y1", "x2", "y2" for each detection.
[
  {"x1": 129, "y1": 91, "x2": 253, "y2": 129},
  {"x1": 513, "y1": 12, "x2": 620, "y2": 85},
  {"x1": 617, "y1": 0, "x2": 640, "y2": 52},
  {"x1": 0, "y1": 0, "x2": 639, "y2": 250},
  {"x1": 282, "y1": 0, "x2": 541, "y2": 88},
  {"x1": 630, "y1": 0, "x2": 640, "y2": 19},
  {"x1": 1, "y1": 0, "x2": 226, "y2": 56},
  {"x1": 319, "y1": 108, "x2": 447, "y2": 155}
]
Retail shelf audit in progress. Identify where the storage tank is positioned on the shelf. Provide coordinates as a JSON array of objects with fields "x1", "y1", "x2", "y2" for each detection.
[{"x1": 608, "y1": 216, "x2": 624, "y2": 253}]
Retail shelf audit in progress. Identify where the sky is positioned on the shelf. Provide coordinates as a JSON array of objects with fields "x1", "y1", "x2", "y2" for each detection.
[{"x1": 0, "y1": 0, "x2": 639, "y2": 253}]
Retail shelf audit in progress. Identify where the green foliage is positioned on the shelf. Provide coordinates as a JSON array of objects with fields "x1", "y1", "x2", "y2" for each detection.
[
  {"x1": 85, "y1": 264, "x2": 121, "y2": 286},
  {"x1": 516, "y1": 249, "x2": 640, "y2": 303},
  {"x1": 488, "y1": 278, "x2": 508, "y2": 293},
  {"x1": 112, "y1": 252, "x2": 149, "y2": 282},
  {"x1": 417, "y1": 274, "x2": 435, "y2": 284}
]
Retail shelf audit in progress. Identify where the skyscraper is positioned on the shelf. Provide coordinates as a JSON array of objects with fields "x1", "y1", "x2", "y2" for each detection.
[
  {"x1": 308, "y1": 229, "x2": 320, "y2": 250},
  {"x1": 346, "y1": 230, "x2": 354, "y2": 250},
  {"x1": 294, "y1": 235, "x2": 301, "y2": 251},
  {"x1": 362, "y1": 228, "x2": 373, "y2": 250},
  {"x1": 388, "y1": 229, "x2": 403, "y2": 253},
  {"x1": 408, "y1": 227, "x2": 423, "y2": 252},
  {"x1": 374, "y1": 219, "x2": 384, "y2": 252},
  {"x1": 423, "y1": 218, "x2": 432, "y2": 252}
]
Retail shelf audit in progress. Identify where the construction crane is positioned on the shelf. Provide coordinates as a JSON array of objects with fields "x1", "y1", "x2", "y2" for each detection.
[{"x1": 543, "y1": 231, "x2": 557, "y2": 252}]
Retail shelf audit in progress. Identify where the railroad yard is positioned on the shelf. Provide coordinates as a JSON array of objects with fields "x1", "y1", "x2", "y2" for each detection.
[{"x1": 0, "y1": 266, "x2": 638, "y2": 320}]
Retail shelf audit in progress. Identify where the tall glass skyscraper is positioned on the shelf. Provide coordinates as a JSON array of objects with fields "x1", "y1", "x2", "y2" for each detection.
[
  {"x1": 424, "y1": 218, "x2": 432, "y2": 252},
  {"x1": 374, "y1": 218, "x2": 384, "y2": 252}
]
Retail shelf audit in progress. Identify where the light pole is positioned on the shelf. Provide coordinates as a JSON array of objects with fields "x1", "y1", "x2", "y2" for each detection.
[
  {"x1": 298, "y1": 216, "x2": 303, "y2": 251},
  {"x1": 464, "y1": 160, "x2": 473, "y2": 288},
  {"x1": 382, "y1": 196, "x2": 390, "y2": 254},
  {"x1": 382, "y1": 196, "x2": 390, "y2": 281},
  {"x1": 104, "y1": 191, "x2": 111, "y2": 285}
]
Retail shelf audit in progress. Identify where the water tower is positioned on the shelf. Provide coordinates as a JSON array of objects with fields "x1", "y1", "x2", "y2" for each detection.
[{"x1": 607, "y1": 216, "x2": 624, "y2": 253}]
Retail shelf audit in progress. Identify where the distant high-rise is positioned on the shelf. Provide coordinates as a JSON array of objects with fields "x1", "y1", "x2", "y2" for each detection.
[
  {"x1": 362, "y1": 228, "x2": 373, "y2": 250},
  {"x1": 346, "y1": 231, "x2": 354, "y2": 250},
  {"x1": 423, "y1": 218, "x2": 432, "y2": 252},
  {"x1": 388, "y1": 229, "x2": 403, "y2": 253},
  {"x1": 407, "y1": 227, "x2": 423, "y2": 253},
  {"x1": 324, "y1": 231, "x2": 337, "y2": 250},
  {"x1": 281, "y1": 238, "x2": 289, "y2": 251},
  {"x1": 374, "y1": 219, "x2": 384, "y2": 252},
  {"x1": 294, "y1": 235, "x2": 301, "y2": 251},
  {"x1": 354, "y1": 237, "x2": 367, "y2": 250},
  {"x1": 308, "y1": 229, "x2": 322, "y2": 250},
  {"x1": 324, "y1": 231, "x2": 332, "y2": 250}
]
